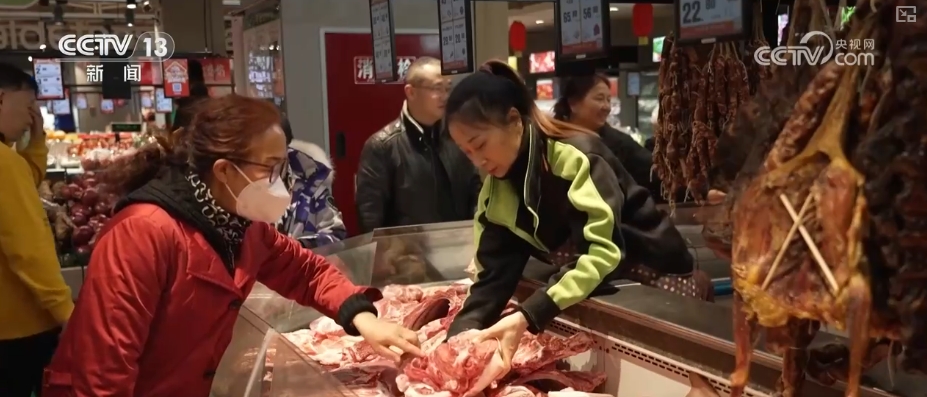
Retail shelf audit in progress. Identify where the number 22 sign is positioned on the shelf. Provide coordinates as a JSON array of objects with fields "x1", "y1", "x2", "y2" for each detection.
[{"x1": 674, "y1": 0, "x2": 750, "y2": 44}]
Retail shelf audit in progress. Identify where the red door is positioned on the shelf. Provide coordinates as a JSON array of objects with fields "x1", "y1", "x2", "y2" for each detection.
[{"x1": 324, "y1": 32, "x2": 439, "y2": 236}]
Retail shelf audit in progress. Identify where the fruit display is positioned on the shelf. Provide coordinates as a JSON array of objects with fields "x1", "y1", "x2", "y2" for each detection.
[
  {"x1": 39, "y1": 171, "x2": 120, "y2": 263},
  {"x1": 46, "y1": 132, "x2": 140, "y2": 170}
]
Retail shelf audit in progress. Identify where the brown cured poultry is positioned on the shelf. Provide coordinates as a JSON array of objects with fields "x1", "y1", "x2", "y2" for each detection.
[{"x1": 727, "y1": 9, "x2": 879, "y2": 396}]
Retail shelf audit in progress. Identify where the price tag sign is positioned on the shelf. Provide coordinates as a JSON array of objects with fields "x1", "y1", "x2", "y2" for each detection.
[
  {"x1": 437, "y1": 0, "x2": 473, "y2": 75},
  {"x1": 369, "y1": 0, "x2": 398, "y2": 83},
  {"x1": 32, "y1": 59, "x2": 65, "y2": 100},
  {"x1": 675, "y1": 0, "x2": 749, "y2": 43},
  {"x1": 556, "y1": 0, "x2": 610, "y2": 61}
]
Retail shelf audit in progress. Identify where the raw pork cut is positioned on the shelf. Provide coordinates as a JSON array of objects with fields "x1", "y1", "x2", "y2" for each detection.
[
  {"x1": 398, "y1": 330, "x2": 500, "y2": 397},
  {"x1": 398, "y1": 331, "x2": 599, "y2": 397},
  {"x1": 281, "y1": 282, "x2": 607, "y2": 397}
]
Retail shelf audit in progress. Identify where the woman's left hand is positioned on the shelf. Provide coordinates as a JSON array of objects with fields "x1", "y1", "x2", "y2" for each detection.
[
  {"x1": 353, "y1": 312, "x2": 424, "y2": 362},
  {"x1": 464, "y1": 311, "x2": 530, "y2": 396}
]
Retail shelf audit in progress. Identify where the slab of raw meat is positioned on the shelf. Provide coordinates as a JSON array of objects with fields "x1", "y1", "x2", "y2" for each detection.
[
  {"x1": 286, "y1": 328, "x2": 365, "y2": 367},
  {"x1": 383, "y1": 284, "x2": 426, "y2": 303},
  {"x1": 399, "y1": 330, "x2": 500, "y2": 397},
  {"x1": 509, "y1": 333, "x2": 595, "y2": 375},
  {"x1": 403, "y1": 297, "x2": 452, "y2": 331},
  {"x1": 399, "y1": 330, "x2": 598, "y2": 397}
]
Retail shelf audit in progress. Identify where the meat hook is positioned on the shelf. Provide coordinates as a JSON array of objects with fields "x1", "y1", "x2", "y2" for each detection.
[
  {"x1": 763, "y1": 193, "x2": 815, "y2": 290},
  {"x1": 778, "y1": 194, "x2": 840, "y2": 295}
]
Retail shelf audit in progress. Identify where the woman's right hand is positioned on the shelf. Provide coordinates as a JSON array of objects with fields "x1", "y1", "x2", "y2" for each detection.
[{"x1": 352, "y1": 312, "x2": 424, "y2": 362}]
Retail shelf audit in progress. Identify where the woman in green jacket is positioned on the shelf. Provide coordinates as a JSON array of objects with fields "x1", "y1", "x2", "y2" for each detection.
[{"x1": 443, "y1": 60, "x2": 714, "y2": 395}]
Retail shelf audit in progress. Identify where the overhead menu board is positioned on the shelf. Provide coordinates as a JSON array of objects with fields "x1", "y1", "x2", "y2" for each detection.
[
  {"x1": 437, "y1": 0, "x2": 474, "y2": 75},
  {"x1": 555, "y1": 0, "x2": 611, "y2": 61},
  {"x1": 32, "y1": 59, "x2": 65, "y2": 100},
  {"x1": 675, "y1": 0, "x2": 750, "y2": 43},
  {"x1": 370, "y1": 0, "x2": 398, "y2": 83}
]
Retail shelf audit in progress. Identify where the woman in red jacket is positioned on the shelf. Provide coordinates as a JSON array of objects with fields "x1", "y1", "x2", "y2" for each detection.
[{"x1": 42, "y1": 95, "x2": 422, "y2": 397}]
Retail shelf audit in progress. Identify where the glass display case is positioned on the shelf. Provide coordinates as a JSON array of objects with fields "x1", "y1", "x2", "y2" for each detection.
[
  {"x1": 212, "y1": 306, "x2": 358, "y2": 397},
  {"x1": 225, "y1": 218, "x2": 914, "y2": 397}
]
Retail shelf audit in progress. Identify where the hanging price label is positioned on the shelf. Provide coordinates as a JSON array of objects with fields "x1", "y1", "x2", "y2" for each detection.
[
  {"x1": 557, "y1": 0, "x2": 608, "y2": 60},
  {"x1": 437, "y1": 0, "x2": 473, "y2": 75},
  {"x1": 676, "y1": 0, "x2": 747, "y2": 43},
  {"x1": 370, "y1": 0, "x2": 397, "y2": 82},
  {"x1": 33, "y1": 59, "x2": 65, "y2": 100}
]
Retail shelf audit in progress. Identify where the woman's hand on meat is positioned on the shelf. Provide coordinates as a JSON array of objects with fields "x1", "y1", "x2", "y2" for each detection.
[
  {"x1": 464, "y1": 311, "x2": 530, "y2": 396},
  {"x1": 352, "y1": 312, "x2": 424, "y2": 362}
]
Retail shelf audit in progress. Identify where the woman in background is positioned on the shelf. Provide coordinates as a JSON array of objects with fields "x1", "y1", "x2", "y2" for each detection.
[
  {"x1": 279, "y1": 117, "x2": 347, "y2": 247},
  {"x1": 43, "y1": 95, "x2": 421, "y2": 397},
  {"x1": 552, "y1": 75, "x2": 666, "y2": 200}
]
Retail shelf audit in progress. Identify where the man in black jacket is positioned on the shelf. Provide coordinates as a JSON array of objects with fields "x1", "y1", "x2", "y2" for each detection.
[{"x1": 355, "y1": 57, "x2": 481, "y2": 233}]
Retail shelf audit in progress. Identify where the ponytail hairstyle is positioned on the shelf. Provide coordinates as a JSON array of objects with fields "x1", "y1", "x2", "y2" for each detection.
[
  {"x1": 444, "y1": 60, "x2": 593, "y2": 139},
  {"x1": 552, "y1": 74, "x2": 611, "y2": 121},
  {"x1": 98, "y1": 95, "x2": 282, "y2": 196}
]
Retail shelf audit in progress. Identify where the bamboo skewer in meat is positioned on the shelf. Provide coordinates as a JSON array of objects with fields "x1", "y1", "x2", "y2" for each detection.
[{"x1": 725, "y1": 0, "x2": 927, "y2": 394}]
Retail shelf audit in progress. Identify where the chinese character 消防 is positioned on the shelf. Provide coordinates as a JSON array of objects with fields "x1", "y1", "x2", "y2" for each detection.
[
  {"x1": 85, "y1": 64, "x2": 104, "y2": 83},
  {"x1": 124, "y1": 64, "x2": 142, "y2": 82}
]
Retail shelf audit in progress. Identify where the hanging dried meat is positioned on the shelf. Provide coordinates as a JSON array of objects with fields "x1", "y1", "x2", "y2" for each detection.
[
  {"x1": 653, "y1": 9, "x2": 770, "y2": 206},
  {"x1": 850, "y1": 0, "x2": 927, "y2": 375},
  {"x1": 744, "y1": 3, "x2": 772, "y2": 94},
  {"x1": 726, "y1": 0, "x2": 927, "y2": 394},
  {"x1": 701, "y1": 0, "x2": 829, "y2": 258}
]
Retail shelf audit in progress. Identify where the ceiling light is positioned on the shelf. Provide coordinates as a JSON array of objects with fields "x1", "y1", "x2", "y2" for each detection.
[
  {"x1": 127, "y1": 0, "x2": 137, "y2": 9},
  {"x1": 28, "y1": 56, "x2": 33, "y2": 62},
  {"x1": 143, "y1": 0, "x2": 149, "y2": 5},
  {"x1": 39, "y1": 43, "x2": 47, "y2": 50},
  {"x1": 610, "y1": 6, "x2": 619, "y2": 11},
  {"x1": 535, "y1": 19, "x2": 544, "y2": 24}
]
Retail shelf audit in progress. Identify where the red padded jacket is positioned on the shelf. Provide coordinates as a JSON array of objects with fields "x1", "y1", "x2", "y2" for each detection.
[{"x1": 42, "y1": 201, "x2": 379, "y2": 397}]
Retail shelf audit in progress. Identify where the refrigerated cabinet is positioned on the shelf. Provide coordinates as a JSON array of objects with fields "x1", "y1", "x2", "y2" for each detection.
[{"x1": 219, "y1": 217, "x2": 922, "y2": 397}]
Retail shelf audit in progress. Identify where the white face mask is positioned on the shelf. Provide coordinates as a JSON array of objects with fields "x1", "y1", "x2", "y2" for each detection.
[{"x1": 225, "y1": 164, "x2": 292, "y2": 223}]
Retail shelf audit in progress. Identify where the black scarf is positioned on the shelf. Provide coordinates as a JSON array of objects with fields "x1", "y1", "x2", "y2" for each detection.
[
  {"x1": 116, "y1": 166, "x2": 251, "y2": 273},
  {"x1": 183, "y1": 171, "x2": 251, "y2": 257}
]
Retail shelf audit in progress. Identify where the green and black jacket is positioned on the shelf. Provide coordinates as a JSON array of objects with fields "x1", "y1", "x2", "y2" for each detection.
[{"x1": 447, "y1": 125, "x2": 692, "y2": 337}]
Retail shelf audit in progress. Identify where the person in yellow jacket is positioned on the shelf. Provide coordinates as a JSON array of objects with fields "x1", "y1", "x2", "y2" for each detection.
[{"x1": 0, "y1": 63, "x2": 73, "y2": 397}]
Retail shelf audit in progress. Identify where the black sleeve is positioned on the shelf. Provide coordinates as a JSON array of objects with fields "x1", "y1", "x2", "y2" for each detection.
[
  {"x1": 519, "y1": 153, "x2": 626, "y2": 334},
  {"x1": 602, "y1": 129, "x2": 660, "y2": 195},
  {"x1": 446, "y1": 212, "x2": 530, "y2": 339},
  {"x1": 355, "y1": 137, "x2": 392, "y2": 234}
]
